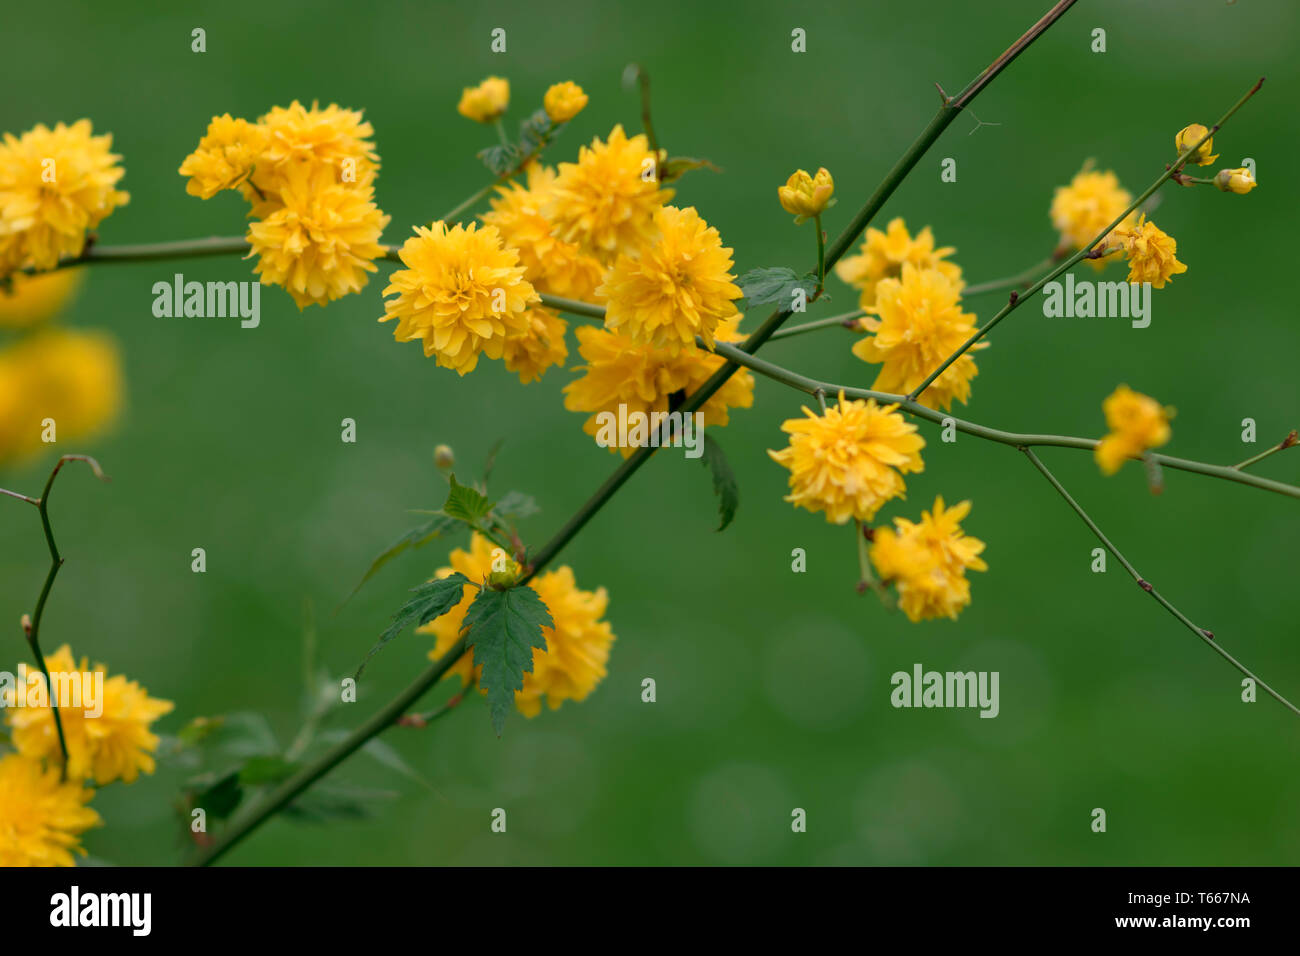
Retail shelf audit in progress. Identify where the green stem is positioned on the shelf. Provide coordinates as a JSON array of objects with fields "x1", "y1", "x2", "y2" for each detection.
[
  {"x1": 907, "y1": 75, "x2": 1266, "y2": 403},
  {"x1": 1234, "y1": 430, "x2": 1297, "y2": 470},
  {"x1": 767, "y1": 310, "x2": 866, "y2": 342},
  {"x1": 963, "y1": 255, "x2": 1058, "y2": 297},
  {"x1": 814, "y1": 213, "x2": 826, "y2": 291},
  {"x1": 1021, "y1": 448, "x2": 1300, "y2": 719},
  {"x1": 19, "y1": 236, "x2": 252, "y2": 275}
]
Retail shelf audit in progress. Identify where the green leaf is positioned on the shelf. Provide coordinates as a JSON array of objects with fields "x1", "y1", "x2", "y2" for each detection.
[
  {"x1": 463, "y1": 585, "x2": 553, "y2": 736},
  {"x1": 237, "y1": 755, "x2": 298, "y2": 786},
  {"x1": 443, "y1": 473, "x2": 493, "y2": 525},
  {"x1": 478, "y1": 142, "x2": 523, "y2": 176},
  {"x1": 518, "y1": 109, "x2": 553, "y2": 152},
  {"x1": 735, "y1": 267, "x2": 819, "y2": 313},
  {"x1": 190, "y1": 770, "x2": 243, "y2": 821},
  {"x1": 346, "y1": 512, "x2": 460, "y2": 601},
  {"x1": 700, "y1": 434, "x2": 740, "y2": 531},
  {"x1": 660, "y1": 156, "x2": 721, "y2": 183},
  {"x1": 492, "y1": 490, "x2": 539, "y2": 522},
  {"x1": 357, "y1": 572, "x2": 472, "y2": 677},
  {"x1": 283, "y1": 783, "x2": 397, "y2": 823}
]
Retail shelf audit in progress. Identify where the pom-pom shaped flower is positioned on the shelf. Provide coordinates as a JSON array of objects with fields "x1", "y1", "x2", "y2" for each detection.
[
  {"x1": 1214, "y1": 166, "x2": 1257, "y2": 195},
  {"x1": 480, "y1": 163, "x2": 605, "y2": 302},
  {"x1": 502, "y1": 307, "x2": 568, "y2": 384},
  {"x1": 6, "y1": 645, "x2": 174, "y2": 786},
  {"x1": 1094, "y1": 385, "x2": 1173, "y2": 475},
  {"x1": 870, "y1": 497, "x2": 987, "y2": 622},
  {"x1": 1049, "y1": 165, "x2": 1133, "y2": 269},
  {"x1": 0, "y1": 754, "x2": 101, "y2": 867},
  {"x1": 543, "y1": 124, "x2": 674, "y2": 263},
  {"x1": 0, "y1": 328, "x2": 122, "y2": 467},
  {"x1": 598, "y1": 205, "x2": 742, "y2": 352},
  {"x1": 768, "y1": 392, "x2": 925, "y2": 524},
  {"x1": 852, "y1": 264, "x2": 983, "y2": 411},
  {"x1": 563, "y1": 320, "x2": 755, "y2": 455},
  {"x1": 420, "y1": 534, "x2": 616, "y2": 717},
  {"x1": 178, "y1": 114, "x2": 269, "y2": 199},
  {"x1": 458, "y1": 76, "x2": 510, "y2": 123},
  {"x1": 834, "y1": 217, "x2": 962, "y2": 310},
  {"x1": 777, "y1": 167, "x2": 835, "y2": 223},
  {"x1": 0, "y1": 120, "x2": 129, "y2": 273},
  {"x1": 253, "y1": 100, "x2": 379, "y2": 197},
  {"x1": 380, "y1": 221, "x2": 539, "y2": 374},
  {"x1": 1112, "y1": 214, "x2": 1187, "y2": 289},
  {"x1": 1174, "y1": 123, "x2": 1218, "y2": 166},
  {"x1": 544, "y1": 81, "x2": 588, "y2": 123},
  {"x1": 246, "y1": 162, "x2": 390, "y2": 308},
  {"x1": 0, "y1": 267, "x2": 83, "y2": 328}
]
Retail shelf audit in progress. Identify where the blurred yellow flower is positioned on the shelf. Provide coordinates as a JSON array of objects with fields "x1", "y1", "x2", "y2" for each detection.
[
  {"x1": 543, "y1": 125, "x2": 674, "y2": 263},
  {"x1": 1094, "y1": 385, "x2": 1172, "y2": 475},
  {"x1": 421, "y1": 534, "x2": 616, "y2": 717},
  {"x1": 380, "y1": 221, "x2": 538, "y2": 374},
  {"x1": 871, "y1": 496, "x2": 987, "y2": 622},
  {"x1": 598, "y1": 205, "x2": 741, "y2": 352},
  {"x1": 1174, "y1": 123, "x2": 1218, "y2": 166},
  {"x1": 178, "y1": 114, "x2": 268, "y2": 199},
  {"x1": 0, "y1": 120, "x2": 129, "y2": 274},
  {"x1": 777, "y1": 167, "x2": 834, "y2": 222},
  {"x1": 1112, "y1": 214, "x2": 1187, "y2": 289},
  {"x1": 0, "y1": 754, "x2": 100, "y2": 867},
  {"x1": 501, "y1": 307, "x2": 568, "y2": 384},
  {"x1": 768, "y1": 392, "x2": 925, "y2": 524},
  {"x1": 543, "y1": 81, "x2": 588, "y2": 123},
  {"x1": 7, "y1": 645, "x2": 174, "y2": 786},
  {"x1": 246, "y1": 162, "x2": 390, "y2": 308},
  {"x1": 1214, "y1": 166, "x2": 1257, "y2": 195},
  {"x1": 853, "y1": 264, "x2": 983, "y2": 411},
  {"x1": 458, "y1": 76, "x2": 510, "y2": 124},
  {"x1": 1049, "y1": 165, "x2": 1133, "y2": 270},
  {"x1": 0, "y1": 267, "x2": 83, "y2": 328},
  {"x1": 834, "y1": 217, "x2": 962, "y2": 309},
  {"x1": 563, "y1": 320, "x2": 754, "y2": 455}
]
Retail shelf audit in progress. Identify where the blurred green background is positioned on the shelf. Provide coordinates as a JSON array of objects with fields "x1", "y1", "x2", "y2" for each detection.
[{"x1": 3, "y1": 0, "x2": 1298, "y2": 865}]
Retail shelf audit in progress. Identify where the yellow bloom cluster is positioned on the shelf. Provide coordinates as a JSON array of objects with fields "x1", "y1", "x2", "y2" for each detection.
[
  {"x1": 1094, "y1": 385, "x2": 1173, "y2": 475},
  {"x1": 835, "y1": 218, "x2": 963, "y2": 310},
  {"x1": 871, "y1": 497, "x2": 987, "y2": 622},
  {"x1": 854, "y1": 263, "x2": 983, "y2": 411},
  {"x1": 768, "y1": 393, "x2": 925, "y2": 524},
  {"x1": 1111, "y1": 214, "x2": 1187, "y2": 289},
  {"x1": 563, "y1": 320, "x2": 755, "y2": 455},
  {"x1": 777, "y1": 167, "x2": 834, "y2": 222},
  {"x1": 1050, "y1": 165, "x2": 1133, "y2": 270},
  {"x1": 0, "y1": 120, "x2": 129, "y2": 275},
  {"x1": 544, "y1": 82, "x2": 588, "y2": 123},
  {"x1": 179, "y1": 102, "x2": 389, "y2": 308},
  {"x1": 1, "y1": 644, "x2": 172, "y2": 865},
  {"x1": 458, "y1": 77, "x2": 510, "y2": 124},
  {"x1": 420, "y1": 534, "x2": 615, "y2": 717}
]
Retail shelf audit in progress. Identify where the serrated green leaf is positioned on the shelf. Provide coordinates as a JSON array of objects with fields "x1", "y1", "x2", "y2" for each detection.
[
  {"x1": 492, "y1": 490, "x2": 539, "y2": 522},
  {"x1": 346, "y1": 512, "x2": 460, "y2": 601},
  {"x1": 444, "y1": 473, "x2": 493, "y2": 525},
  {"x1": 478, "y1": 142, "x2": 523, "y2": 177},
  {"x1": 700, "y1": 433, "x2": 739, "y2": 531},
  {"x1": 357, "y1": 572, "x2": 471, "y2": 678},
  {"x1": 463, "y1": 585, "x2": 553, "y2": 736},
  {"x1": 735, "y1": 267, "x2": 819, "y2": 313},
  {"x1": 518, "y1": 109, "x2": 553, "y2": 151},
  {"x1": 660, "y1": 156, "x2": 721, "y2": 182}
]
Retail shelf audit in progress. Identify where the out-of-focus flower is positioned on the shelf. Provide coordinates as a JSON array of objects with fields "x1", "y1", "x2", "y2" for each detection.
[
  {"x1": 0, "y1": 754, "x2": 100, "y2": 867},
  {"x1": 835, "y1": 217, "x2": 962, "y2": 309},
  {"x1": 0, "y1": 268, "x2": 84, "y2": 328},
  {"x1": 1094, "y1": 385, "x2": 1172, "y2": 475},
  {"x1": 458, "y1": 76, "x2": 510, "y2": 124},
  {"x1": 543, "y1": 82, "x2": 588, "y2": 123}
]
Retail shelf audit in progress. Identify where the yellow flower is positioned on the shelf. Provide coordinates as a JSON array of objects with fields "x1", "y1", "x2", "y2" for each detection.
[
  {"x1": 870, "y1": 496, "x2": 987, "y2": 622},
  {"x1": 246, "y1": 162, "x2": 390, "y2": 308},
  {"x1": 777, "y1": 167, "x2": 835, "y2": 222},
  {"x1": 502, "y1": 307, "x2": 568, "y2": 384},
  {"x1": 253, "y1": 101, "x2": 379, "y2": 197},
  {"x1": 0, "y1": 754, "x2": 100, "y2": 867},
  {"x1": 480, "y1": 163, "x2": 605, "y2": 302},
  {"x1": 1174, "y1": 123, "x2": 1218, "y2": 166},
  {"x1": 178, "y1": 114, "x2": 268, "y2": 199},
  {"x1": 1094, "y1": 384, "x2": 1172, "y2": 475},
  {"x1": 852, "y1": 264, "x2": 983, "y2": 411},
  {"x1": 7, "y1": 645, "x2": 174, "y2": 786},
  {"x1": 543, "y1": 81, "x2": 588, "y2": 123},
  {"x1": 0, "y1": 328, "x2": 123, "y2": 467},
  {"x1": 421, "y1": 534, "x2": 616, "y2": 717},
  {"x1": 380, "y1": 221, "x2": 538, "y2": 374},
  {"x1": 598, "y1": 205, "x2": 741, "y2": 352},
  {"x1": 0, "y1": 267, "x2": 83, "y2": 328},
  {"x1": 834, "y1": 217, "x2": 962, "y2": 309},
  {"x1": 1112, "y1": 214, "x2": 1187, "y2": 289},
  {"x1": 768, "y1": 392, "x2": 924, "y2": 524},
  {"x1": 1049, "y1": 165, "x2": 1133, "y2": 270},
  {"x1": 458, "y1": 76, "x2": 510, "y2": 123},
  {"x1": 543, "y1": 124, "x2": 674, "y2": 263},
  {"x1": 1214, "y1": 166, "x2": 1257, "y2": 195},
  {"x1": 563, "y1": 321, "x2": 753, "y2": 455},
  {"x1": 0, "y1": 120, "x2": 129, "y2": 273}
]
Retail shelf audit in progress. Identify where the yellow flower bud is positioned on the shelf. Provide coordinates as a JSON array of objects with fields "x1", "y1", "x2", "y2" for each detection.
[
  {"x1": 777, "y1": 167, "x2": 835, "y2": 223},
  {"x1": 1214, "y1": 166, "x2": 1257, "y2": 194},
  {"x1": 543, "y1": 81, "x2": 588, "y2": 123},
  {"x1": 457, "y1": 76, "x2": 510, "y2": 124},
  {"x1": 487, "y1": 549, "x2": 522, "y2": 588},
  {"x1": 1174, "y1": 124, "x2": 1218, "y2": 166},
  {"x1": 434, "y1": 444, "x2": 455, "y2": 469}
]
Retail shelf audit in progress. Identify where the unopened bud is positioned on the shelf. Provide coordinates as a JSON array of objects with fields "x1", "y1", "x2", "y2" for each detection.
[
  {"x1": 1174, "y1": 123, "x2": 1218, "y2": 166},
  {"x1": 1213, "y1": 167, "x2": 1257, "y2": 194},
  {"x1": 434, "y1": 444, "x2": 455, "y2": 469},
  {"x1": 777, "y1": 167, "x2": 835, "y2": 223}
]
